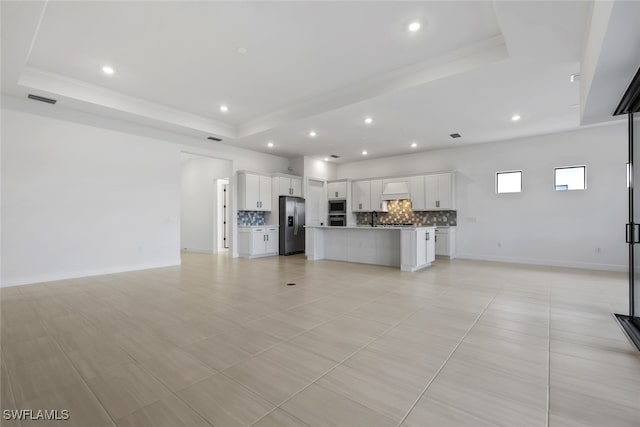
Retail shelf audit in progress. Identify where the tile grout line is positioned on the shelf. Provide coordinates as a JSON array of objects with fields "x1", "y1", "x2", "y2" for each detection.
[
  {"x1": 46, "y1": 333, "x2": 120, "y2": 427},
  {"x1": 248, "y1": 289, "x2": 451, "y2": 426},
  {"x1": 178, "y1": 279, "x2": 392, "y2": 349},
  {"x1": 1, "y1": 349, "x2": 23, "y2": 427},
  {"x1": 178, "y1": 283, "x2": 415, "y2": 427},
  {"x1": 396, "y1": 293, "x2": 499, "y2": 427}
]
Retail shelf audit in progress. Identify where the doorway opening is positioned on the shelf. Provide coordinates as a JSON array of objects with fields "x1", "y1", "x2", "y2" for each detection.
[{"x1": 180, "y1": 152, "x2": 232, "y2": 255}]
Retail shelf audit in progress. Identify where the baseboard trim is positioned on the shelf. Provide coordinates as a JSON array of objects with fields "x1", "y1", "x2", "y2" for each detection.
[
  {"x1": 181, "y1": 248, "x2": 214, "y2": 254},
  {"x1": 456, "y1": 253, "x2": 626, "y2": 272},
  {"x1": 1, "y1": 258, "x2": 182, "y2": 288}
]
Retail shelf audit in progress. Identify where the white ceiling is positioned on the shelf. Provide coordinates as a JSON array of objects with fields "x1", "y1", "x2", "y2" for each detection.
[{"x1": 1, "y1": 1, "x2": 636, "y2": 163}]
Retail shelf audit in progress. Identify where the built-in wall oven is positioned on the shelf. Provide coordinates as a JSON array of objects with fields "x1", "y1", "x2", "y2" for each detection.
[
  {"x1": 328, "y1": 215, "x2": 346, "y2": 227},
  {"x1": 328, "y1": 199, "x2": 346, "y2": 215}
]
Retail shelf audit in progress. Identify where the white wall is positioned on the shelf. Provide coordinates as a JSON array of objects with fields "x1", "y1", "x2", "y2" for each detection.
[
  {"x1": 180, "y1": 155, "x2": 231, "y2": 253},
  {"x1": 1, "y1": 106, "x2": 181, "y2": 286},
  {"x1": 289, "y1": 157, "x2": 304, "y2": 176},
  {"x1": 304, "y1": 157, "x2": 337, "y2": 181},
  {"x1": 337, "y1": 123, "x2": 628, "y2": 271},
  {"x1": 1, "y1": 96, "x2": 290, "y2": 286}
]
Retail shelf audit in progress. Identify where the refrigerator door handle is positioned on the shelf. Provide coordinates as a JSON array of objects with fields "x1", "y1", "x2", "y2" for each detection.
[{"x1": 293, "y1": 205, "x2": 298, "y2": 236}]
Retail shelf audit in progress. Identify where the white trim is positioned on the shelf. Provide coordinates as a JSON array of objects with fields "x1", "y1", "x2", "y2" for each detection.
[
  {"x1": 181, "y1": 248, "x2": 214, "y2": 254},
  {"x1": 1, "y1": 259, "x2": 182, "y2": 288},
  {"x1": 456, "y1": 253, "x2": 626, "y2": 272}
]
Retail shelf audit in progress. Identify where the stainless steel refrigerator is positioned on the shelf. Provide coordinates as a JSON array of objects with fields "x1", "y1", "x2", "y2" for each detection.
[{"x1": 279, "y1": 196, "x2": 305, "y2": 255}]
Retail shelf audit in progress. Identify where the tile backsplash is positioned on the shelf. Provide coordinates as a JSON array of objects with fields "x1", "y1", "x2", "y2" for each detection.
[
  {"x1": 355, "y1": 200, "x2": 457, "y2": 226},
  {"x1": 237, "y1": 211, "x2": 266, "y2": 226}
]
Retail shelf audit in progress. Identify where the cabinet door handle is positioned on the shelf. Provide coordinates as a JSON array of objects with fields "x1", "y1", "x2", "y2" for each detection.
[
  {"x1": 436, "y1": 200, "x2": 440, "y2": 208},
  {"x1": 257, "y1": 201, "x2": 259, "y2": 208},
  {"x1": 426, "y1": 232, "x2": 430, "y2": 240},
  {"x1": 359, "y1": 203, "x2": 362, "y2": 210},
  {"x1": 335, "y1": 192, "x2": 338, "y2": 197}
]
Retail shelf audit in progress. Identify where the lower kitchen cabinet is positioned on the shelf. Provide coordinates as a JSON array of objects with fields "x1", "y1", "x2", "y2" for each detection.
[
  {"x1": 238, "y1": 226, "x2": 279, "y2": 258},
  {"x1": 400, "y1": 227, "x2": 436, "y2": 272},
  {"x1": 435, "y1": 227, "x2": 456, "y2": 258}
]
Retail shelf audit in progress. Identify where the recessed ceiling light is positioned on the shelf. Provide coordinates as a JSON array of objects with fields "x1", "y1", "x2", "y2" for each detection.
[
  {"x1": 309, "y1": 130, "x2": 317, "y2": 137},
  {"x1": 408, "y1": 21, "x2": 421, "y2": 32},
  {"x1": 411, "y1": 142, "x2": 418, "y2": 148},
  {"x1": 102, "y1": 66, "x2": 114, "y2": 75},
  {"x1": 362, "y1": 150, "x2": 368, "y2": 155},
  {"x1": 450, "y1": 133, "x2": 462, "y2": 139},
  {"x1": 220, "y1": 105, "x2": 229, "y2": 112},
  {"x1": 511, "y1": 114, "x2": 521, "y2": 122},
  {"x1": 364, "y1": 117, "x2": 373, "y2": 124},
  {"x1": 267, "y1": 141, "x2": 274, "y2": 148},
  {"x1": 324, "y1": 157, "x2": 329, "y2": 161},
  {"x1": 237, "y1": 47, "x2": 248, "y2": 54}
]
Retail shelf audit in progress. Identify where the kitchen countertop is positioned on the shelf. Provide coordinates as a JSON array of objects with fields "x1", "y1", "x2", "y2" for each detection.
[
  {"x1": 305, "y1": 225, "x2": 435, "y2": 230},
  {"x1": 238, "y1": 225, "x2": 279, "y2": 228}
]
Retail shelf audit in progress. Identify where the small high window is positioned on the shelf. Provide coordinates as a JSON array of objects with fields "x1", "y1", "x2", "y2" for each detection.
[
  {"x1": 496, "y1": 171, "x2": 522, "y2": 193},
  {"x1": 555, "y1": 166, "x2": 586, "y2": 191}
]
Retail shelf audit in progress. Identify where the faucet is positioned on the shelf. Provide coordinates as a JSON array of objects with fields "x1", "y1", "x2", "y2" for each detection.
[{"x1": 371, "y1": 211, "x2": 377, "y2": 227}]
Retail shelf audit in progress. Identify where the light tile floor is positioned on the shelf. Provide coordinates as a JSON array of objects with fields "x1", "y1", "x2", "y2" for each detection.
[{"x1": 1, "y1": 253, "x2": 639, "y2": 426}]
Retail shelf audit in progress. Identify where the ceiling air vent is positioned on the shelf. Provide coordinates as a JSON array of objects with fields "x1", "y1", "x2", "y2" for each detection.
[
  {"x1": 28, "y1": 94, "x2": 57, "y2": 104},
  {"x1": 449, "y1": 133, "x2": 461, "y2": 139},
  {"x1": 330, "y1": 154, "x2": 340, "y2": 159},
  {"x1": 207, "y1": 136, "x2": 222, "y2": 142}
]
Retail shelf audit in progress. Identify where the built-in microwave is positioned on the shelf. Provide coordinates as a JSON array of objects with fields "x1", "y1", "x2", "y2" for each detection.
[
  {"x1": 328, "y1": 199, "x2": 346, "y2": 214},
  {"x1": 328, "y1": 214, "x2": 346, "y2": 227}
]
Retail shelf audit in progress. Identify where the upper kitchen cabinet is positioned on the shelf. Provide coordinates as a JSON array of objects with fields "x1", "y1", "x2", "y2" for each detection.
[
  {"x1": 408, "y1": 176, "x2": 426, "y2": 211},
  {"x1": 352, "y1": 180, "x2": 371, "y2": 212},
  {"x1": 424, "y1": 173, "x2": 455, "y2": 210},
  {"x1": 275, "y1": 175, "x2": 303, "y2": 197},
  {"x1": 327, "y1": 181, "x2": 348, "y2": 200},
  {"x1": 370, "y1": 179, "x2": 387, "y2": 212},
  {"x1": 352, "y1": 179, "x2": 387, "y2": 212},
  {"x1": 238, "y1": 172, "x2": 272, "y2": 211}
]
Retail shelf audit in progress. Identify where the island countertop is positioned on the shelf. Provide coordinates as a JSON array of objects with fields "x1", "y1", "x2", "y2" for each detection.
[
  {"x1": 305, "y1": 225, "x2": 435, "y2": 230},
  {"x1": 306, "y1": 226, "x2": 436, "y2": 272}
]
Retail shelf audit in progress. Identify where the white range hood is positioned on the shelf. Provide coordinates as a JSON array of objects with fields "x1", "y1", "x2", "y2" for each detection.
[{"x1": 381, "y1": 181, "x2": 411, "y2": 201}]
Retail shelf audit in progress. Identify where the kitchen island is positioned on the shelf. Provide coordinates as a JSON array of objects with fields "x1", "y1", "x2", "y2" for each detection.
[{"x1": 305, "y1": 225, "x2": 436, "y2": 272}]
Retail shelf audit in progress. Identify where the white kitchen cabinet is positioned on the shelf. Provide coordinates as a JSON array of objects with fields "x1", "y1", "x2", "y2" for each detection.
[
  {"x1": 276, "y1": 176, "x2": 303, "y2": 197},
  {"x1": 435, "y1": 227, "x2": 456, "y2": 258},
  {"x1": 238, "y1": 226, "x2": 279, "y2": 258},
  {"x1": 424, "y1": 173, "x2": 455, "y2": 210},
  {"x1": 400, "y1": 227, "x2": 436, "y2": 272},
  {"x1": 327, "y1": 181, "x2": 348, "y2": 200},
  {"x1": 409, "y1": 176, "x2": 426, "y2": 210},
  {"x1": 259, "y1": 175, "x2": 272, "y2": 210},
  {"x1": 352, "y1": 180, "x2": 371, "y2": 212},
  {"x1": 238, "y1": 172, "x2": 272, "y2": 211},
  {"x1": 266, "y1": 227, "x2": 279, "y2": 254},
  {"x1": 352, "y1": 179, "x2": 388, "y2": 212},
  {"x1": 370, "y1": 179, "x2": 387, "y2": 212}
]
